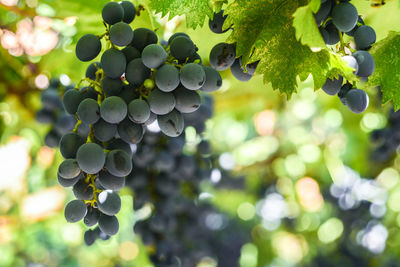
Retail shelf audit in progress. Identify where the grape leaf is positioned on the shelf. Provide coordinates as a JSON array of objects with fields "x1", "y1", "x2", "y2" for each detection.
[
  {"x1": 149, "y1": 0, "x2": 213, "y2": 29},
  {"x1": 367, "y1": 31, "x2": 400, "y2": 110},
  {"x1": 224, "y1": 0, "x2": 350, "y2": 98}
]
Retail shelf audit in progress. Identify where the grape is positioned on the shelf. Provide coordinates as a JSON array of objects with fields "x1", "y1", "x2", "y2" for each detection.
[
  {"x1": 155, "y1": 64, "x2": 180, "y2": 92},
  {"x1": 84, "y1": 230, "x2": 97, "y2": 246},
  {"x1": 144, "y1": 112, "x2": 157, "y2": 126},
  {"x1": 332, "y1": 2, "x2": 358, "y2": 32},
  {"x1": 314, "y1": 0, "x2": 332, "y2": 26},
  {"x1": 168, "y1": 32, "x2": 190, "y2": 45},
  {"x1": 60, "y1": 133, "x2": 85, "y2": 159},
  {"x1": 101, "y1": 77, "x2": 123, "y2": 96},
  {"x1": 246, "y1": 61, "x2": 259, "y2": 75},
  {"x1": 101, "y1": 48, "x2": 126, "y2": 79},
  {"x1": 157, "y1": 109, "x2": 184, "y2": 137},
  {"x1": 63, "y1": 89, "x2": 84, "y2": 114},
  {"x1": 119, "y1": 84, "x2": 137, "y2": 104},
  {"x1": 342, "y1": 55, "x2": 359, "y2": 74},
  {"x1": 324, "y1": 21, "x2": 340, "y2": 45},
  {"x1": 86, "y1": 62, "x2": 102, "y2": 81},
  {"x1": 77, "y1": 122, "x2": 90, "y2": 138},
  {"x1": 58, "y1": 159, "x2": 81, "y2": 179},
  {"x1": 117, "y1": 119, "x2": 144, "y2": 144},
  {"x1": 154, "y1": 152, "x2": 175, "y2": 172},
  {"x1": 77, "y1": 98, "x2": 100, "y2": 124},
  {"x1": 65, "y1": 200, "x2": 87, "y2": 223},
  {"x1": 80, "y1": 86, "x2": 97, "y2": 100},
  {"x1": 353, "y1": 51, "x2": 375, "y2": 77},
  {"x1": 354, "y1": 25, "x2": 376, "y2": 50},
  {"x1": 58, "y1": 172, "x2": 82, "y2": 187},
  {"x1": 100, "y1": 96, "x2": 128, "y2": 123},
  {"x1": 107, "y1": 138, "x2": 132, "y2": 155},
  {"x1": 110, "y1": 22, "x2": 133, "y2": 47},
  {"x1": 102, "y1": 2, "x2": 124, "y2": 25},
  {"x1": 120, "y1": 1, "x2": 136, "y2": 24},
  {"x1": 170, "y1": 36, "x2": 195, "y2": 61},
  {"x1": 98, "y1": 170, "x2": 126, "y2": 191},
  {"x1": 44, "y1": 130, "x2": 60, "y2": 147},
  {"x1": 230, "y1": 58, "x2": 252, "y2": 81},
  {"x1": 142, "y1": 44, "x2": 167, "y2": 69},
  {"x1": 200, "y1": 66, "x2": 222, "y2": 92},
  {"x1": 41, "y1": 89, "x2": 62, "y2": 110},
  {"x1": 173, "y1": 87, "x2": 201, "y2": 113},
  {"x1": 128, "y1": 99, "x2": 151, "y2": 123},
  {"x1": 131, "y1": 28, "x2": 158, "y2": 52},
  {"x1": 76, "y1": 143, "x2": 106, "y2": 174},
  {"x1": 98, "y1": 214, "x2": 119, "y2": 236},
  {"x1": 98, "y1": 190, "x2": 121, "y2": 216},
  {"x1": 36, "y1": 109, "x2": 56, "y2": 124},
  {"x1": 345, "y1": 89, "x2": 369, "y2": 114},
  {"x1": 319, "y1": 27, "x2": 330, "y2": 44},
  {"x1": 321, "y1": 76, "x2": 343, "y2": 95},
  {"x1": 147, "y1": 89, "x2": 176, "y2": 115},
  {"x1": 121, "y1": 46, "x2": 140, "y2": 62},
  {"x1": 84, "y1": 207, "x2": 100, "y2": 227},
  {"x1": 180, "y1": 63, "x2": 206, "y2": 90},
  {"x1": 75, "y1": 34, "x2": 102, "y2": 62},
  {"x1": 93, "y1": 119, "x2": 117, "y2": 142},
  {"x1": 125, "y1": 58, "x2": 151, "y2": 86},
  {"x1": 209, "y1": 10, "x2": 229, "y2": 34},
  {"x1": 338, "y1": 83, "x2": 353, "y2": 105},
  {"x1": 209, "y1": 43, "x2": 236, "y2": 71},
  {"x1": 187, "y1": 53, "x2": 202, "y2": 64},
  {"x1": 106, "y1": 149, "x2": 133, "y2": 177},
  {"x1": 73, "y1": 179, "x2": 94, "y2": 200},
  {"x1": 345, "y1": 16, "x2": 364, "y2": 37}
]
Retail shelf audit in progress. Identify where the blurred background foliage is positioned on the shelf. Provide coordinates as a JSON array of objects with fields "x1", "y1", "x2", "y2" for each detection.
[{"x1": 1, "y1": 0, "x2": 400, "y2": 266}]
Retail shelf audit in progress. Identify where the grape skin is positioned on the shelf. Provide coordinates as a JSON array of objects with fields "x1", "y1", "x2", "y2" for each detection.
[
  {"x1": 98, "y1": 191, "x2": 121, "y2": 216},
  {"x1": 98, "y1": 214, "x2": 119, "y2": 236},
  {"x1": 131, "y1": 28, "x2": 158, "y2": 52},
  {"x1": 147, "y1": 89, "x2": 176, "y2": 115},
  {"x1": 109, "y1": 22, "x2": 134, "y2": 47},
  {"x1": 170, "y1": 36, "x2": 195, "y2": 61},
  {"x1": 157, "y1": 109, "x2": 184, "y2": 137},
  {"x1": 128, "y1": 99, "x2": 151, "y2": 123},
  {"x1": 342, "y1": 55, "x2": 359, "y2": 74},
  {"x1": 77, "y1": 98, "x2": 100, "y2": 124},
  {"x1": 101, "y1": 77, "x2": 123, "y2": 96},
  {"x1": 345, "y1": 89, "x2": 369, "y2": 114},
  {"x1": 354, "y1": 25, "x2": 376, "y2": 50},
  {"x1": 125, "y1": 58, "x2": 151, "y2": 86},
  {"x1": 142, "y1": 44, "x2": 168, "y2": 69},
  {"x1": 65, "y1": 200, "x2": 87, "y2": 223},
  {"x1": 63, "y1": 89, "x2": 84, "y2": 115},
  {"x1": 58, "y1": 159, "x2": 81, "y2": 179},
  {"x1": 102, "y1": 2, "x2": 124, "y2": 25},
  {"x1": 98, "y1": 170, "x2": 126, "y2": 191},
  {"x1": 76, "y1": 143, "x2": 106, "y2": 174},
  {"x1": 209, "y1": 10, "x2": 229, "y2": 34},
  {"x1": 60, "y1": 133, "x2": 85, "y2": 159},
  {"x1": 155, "y1": 64, "x2": 180, "y2": 92},
  {"x1": 121, "y1": 46, "x2": 140, "y2": 62},
  {"x1": 230, "y1": 59, "x2": 252, "y2": 82},
  {"x1": 314, "y1": 0, "x2": 332, "y2": 26},
  {"x1": 117, "y1": 119, "x2": 144, "y2": 144},
  {"x1": 100, "y1": 96, "x2": 128, "y2": 124},
  {"x1": 73, "y1": 179, "x2": 94, "y2": 200},
  {"x1": 105, "y1": 149, "x2": 133, "y2": 177},
  {"x1": 93, "y1": 119, "x2": 117, "y2": 142},
  {"x1": 76, "y1": 34, "x2": 102, "y2": 62},
  {"x1": 107, "y1": 138, "x2": 132, "y2": 155},
  {"x1": 332, "y1": 2, "x2": 358, "y2": 32},
  {"x1": 200, "y1": 66, "x2": 222, "y2": 92},
  {"x1": 209, "y1": 43, "x2": 236, "y2": 71},
  {"x1": 173, "y1": 87, "x2": 201, "y2": 114},
  {"x1": 58, "y1": 172, "x2": 82, "y2": 187},
  {"x1": 84, "y1": 207, "x2": 100, "y2": 227},
  {"x1": 180, "y1": 63, "x2": 206, "y2": 90},
  {"x1": 324, "y1": 21, "x2": 340, "y2": 45},
  {"x1": 86, "y1": 62, "x2": 102, "y2": 81},
  {"x1": 353, "y1": 51, "x2": 375, "y2": 77},
  {"x1": 101, "y1": 48, "x2": 127, "y2": 79},
  {"x1": 120, "y1": 1, "x2": 135, "y2": 24},
  {"x1": 322, "y1": 76, "x2": 343, "y2": 96}
]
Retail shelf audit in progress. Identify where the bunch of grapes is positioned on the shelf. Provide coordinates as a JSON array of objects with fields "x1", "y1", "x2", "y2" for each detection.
[
  {"x1": 35, "y1": 78, "x2": 86, "y2": 147},
  {"x1": 58, "y1": 0, "x2": 224, "y2": 243},
  {"x1": 370, "y1": 108, "x2": 400, "y2": 163},
  {"x1": 208, "y1": 10, "x2": 260, "y2": 82},
  {"x1": 316, "y1": 0, "x2": 376, "y2": 114}
]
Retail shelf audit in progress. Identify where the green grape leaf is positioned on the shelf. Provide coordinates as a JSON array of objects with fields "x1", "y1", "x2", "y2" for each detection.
[
  {"x1": 368, "y1": 31, "x2": 400, "y2": 110},
  {"x1": 149, "y1": 0, "x2": 213, "y2": 29},
  {"x1": 224, "y1": 0, "x2": 352, "y2": 98},
  {"x1": 293, "y1": 3, "x2": 326, "y2": 49}
]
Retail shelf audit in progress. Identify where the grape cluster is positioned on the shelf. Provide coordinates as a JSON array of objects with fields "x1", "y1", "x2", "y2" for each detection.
[
  {"x1": 35, "y1": 78, "x2": 86, "y2": 147},
  {"x1": 58, "y1": 0, "x2": 225, "y2": 243},
  {"x1": 316, "y1": 0, "x2": 376, "y2": 114},
  {"x1": 126, "y1": 98, "x2": 247, "y2": 266},
  {"x1": 208, "y1": 10, "x2": 259, "y2": 82},
  {"x1": 370, "y1": 108, "x2": 400, "y2": 163}
]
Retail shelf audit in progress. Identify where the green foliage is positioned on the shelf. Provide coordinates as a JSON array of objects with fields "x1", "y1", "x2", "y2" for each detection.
[
  {"x1": 149, "y1": 0, "x2": 213, "y2": 29},
  {"x1": 368, "y1": 31, "x2": 400, "y2": 110}
]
